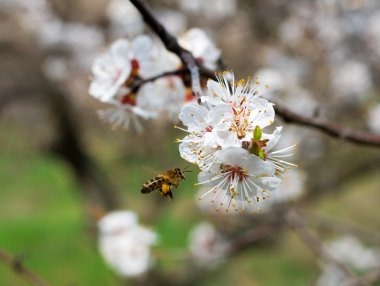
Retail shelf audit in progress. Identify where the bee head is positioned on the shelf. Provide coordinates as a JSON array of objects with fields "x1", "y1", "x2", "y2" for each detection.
[{"x1": 174, "y1": 168, "x2": 185, "y2": 180}]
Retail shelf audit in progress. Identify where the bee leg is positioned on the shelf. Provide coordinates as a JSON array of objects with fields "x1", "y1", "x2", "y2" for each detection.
[
  {"x1": 173, "y1": 181, "x2": 179, "y2": 188},
  {"x1": 161, "y1": 183, "x2": 174, "y2": 199}
]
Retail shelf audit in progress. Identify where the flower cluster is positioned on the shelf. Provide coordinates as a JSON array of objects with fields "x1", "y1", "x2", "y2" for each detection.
[
  {"x1": 89, "y1": 29, "x2": 220, "y2": 132},
  {"x1": 178, "y1": 72, "x2": 296, "y2": 213},
  {"x1": 98, "y1": 211, "x2": 157, "y2": 277}
]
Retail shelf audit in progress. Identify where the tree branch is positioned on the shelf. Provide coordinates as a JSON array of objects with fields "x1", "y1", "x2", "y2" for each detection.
[
  {"x1": 130, "y1": 68, "x2": 188, "y2": 93},
  {"x1": 128, "y1": 0, "x2": 214, "y2": 97},
  {"x1": 0, "y1": 249, "x2": 51, "y2": 286},
  {"x1": 284, "y1": 208, "x2": 368, "y2": 286},
  {"x1": 226, "y1": 226, "x2": 275, "y2": 256},
  {"x1": 44, "y1": 80, "x2": 120, "y2": 214},
  {"x1": 274, "y1": 103, "x2": 380, "y2": 148},
  {"x1": 124, "y1": 1, "x2": 380, "y2": 148}
]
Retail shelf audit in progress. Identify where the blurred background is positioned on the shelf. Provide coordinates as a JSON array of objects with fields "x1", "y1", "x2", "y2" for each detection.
[{"x1": 0, "y1": 0, "x2": 380, "y2": 285}]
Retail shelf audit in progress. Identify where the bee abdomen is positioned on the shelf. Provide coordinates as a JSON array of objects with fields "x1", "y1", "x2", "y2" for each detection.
[{"x1": 141, "y1": 177, "x2": 163, "y2": 194}]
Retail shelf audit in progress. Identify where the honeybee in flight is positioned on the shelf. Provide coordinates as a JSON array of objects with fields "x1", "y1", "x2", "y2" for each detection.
[{"x1": 141, "y1": 167, "x2": 190, "y2": 199}]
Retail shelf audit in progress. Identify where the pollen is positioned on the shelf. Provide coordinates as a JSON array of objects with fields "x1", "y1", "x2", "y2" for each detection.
[{"x1": 237, "y1": 79, "x2": 245, "y2": 86}]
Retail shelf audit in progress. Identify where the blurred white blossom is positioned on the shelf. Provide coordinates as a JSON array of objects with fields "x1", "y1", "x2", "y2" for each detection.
[
  {"x1": 179, "y1": 28, "x2": 221, "y2": 70},
  {"x1": 260, "y1": 169, "x2": 306, "y2": 209},
  {"x1": 138, "y1": 76, "x2": 186, "y2": 120},
  {"x1": 177, "y1": 0, "x2": 237, "y2": 19},
  {"x1": 331, "y1": 60, "x2": 372, "y2": 102},
  {"x1": 89, "y1": 37, "x2": 155, "y2": 102},
  {"x1": 89, "y1": 36, "x2": 161, "y2": 131},
  {"x1": 315, "y1": 264, "x2": 348, "y2": 286},
  {"x1": 316, "y1": 236, "x2": 380, "y2": 285},
  {"x1": 366, "y1": 11, "x2": 380, "y2": 59},
  {"x1": 106, "y1": 0, "x2": 144, "y2": 38},
  {"x1": 42, "y1": 57, "x2": 69, "y2": 82},
  {"x1": 325, "y1": 235, "x2": 380, "y2": 271},
  {"x1": 367, "y1": 104, "x2": 380, "y2": 134},
  {"x1": 278, "y1": 16, "x2": 305, "y2": 47},
  {"x1": 189, "y1": 222, "x2": 229, "y2": 266},
  {"x1": 156, "y1": 9, "x2": 188, "y2": 37},
  {"x1": 255, "y1": 68, "x2": 286, "y2": 92},
  {"x1": 255, "y1": 61, "x2": 318, "y2": 117},
  {"x1": 98, "y1": 211, "x2": 157, "y2": 277}
]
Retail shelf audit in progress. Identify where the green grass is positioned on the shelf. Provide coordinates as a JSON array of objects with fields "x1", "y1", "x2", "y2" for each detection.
[{"x1": 0, "y1": 152, "x2": 116, "y2": 285}]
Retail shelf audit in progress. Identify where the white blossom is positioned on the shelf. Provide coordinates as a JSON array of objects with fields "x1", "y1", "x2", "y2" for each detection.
[
  {"x1": 261, "y1": 127, "x2": 298, "y2": 176},
  {"x1": 178, "y1": 103, "x2": 234, "y2": 169},
  {"x1": 197, "y1": 168, "x2": 305, "y2": 214},
  {"x1": 189, "y1": 222, "x2": 229, "y2": 266},
  {"x1": 89, "y1": 36, "x2": 164, "y2": 131},
  {"x1": 177, "y1": 72, "x2": 295, "y2": 212},
  {"x1": 179, "y1": 28, "x2": 221, "y2": 70},
  {"x1": 97, "y1": 100, "x2": 157, "y2": 133},
  {"x1": 89, "y1": 36, "x2": 157, "y2": 102},
  {"x1": 197, "y1": 147, "x2": 280, "y2": 213},
  {"x1": 137, "y1": 76, "x2": 186, "y2": 120},
  {"x1": 204, "y1": 73, "x2": 275, "y2": 142},
  {"x1": 98, "y1": 211, "x2": 157, "y2": 277}
]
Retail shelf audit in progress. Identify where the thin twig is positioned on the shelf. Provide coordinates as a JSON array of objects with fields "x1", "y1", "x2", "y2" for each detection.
[
  {"x1": 226, "y1": 226, "x2": 274, "y2": 256},
  {"x1": 362, "y1": 268, "x2": 380, "y2": 285},
  {"x1": 283, "y1": 208, "x2": 366, "y2": 285},
  {"x1": 274, "y1": 103, "x2": 380, "y2": 148},
  {"x1": 130, "y1": 68, "x2": 188, "y2": 93},
  {"x1": 0, "y1": 249, "x2": 51, "y2": 286},
  {"x1": 298, "y1": 209, "x2": 380, "y2": 244}
]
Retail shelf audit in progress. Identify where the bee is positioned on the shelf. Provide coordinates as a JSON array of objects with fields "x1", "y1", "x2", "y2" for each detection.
[{"x1": 141, "y1": 167, "x2": 190, "y2": 199}]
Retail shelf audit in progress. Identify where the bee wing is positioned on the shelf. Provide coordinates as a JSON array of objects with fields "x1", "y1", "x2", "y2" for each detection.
[{"x1": 142, "y1": 166, "x2": 161, "y2": 176}]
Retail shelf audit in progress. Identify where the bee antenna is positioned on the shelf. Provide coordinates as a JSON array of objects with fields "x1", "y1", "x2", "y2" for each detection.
[
  {"x1": 184, "y1": 164, "x2": 191, "y2": 170},
  {"x1": 183, "y1": 170, "x2": 192, "y2": 173}
]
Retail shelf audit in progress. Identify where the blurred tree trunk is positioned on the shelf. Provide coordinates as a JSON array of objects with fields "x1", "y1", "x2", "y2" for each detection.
[{"x1": 0, "y1": 37, "x2": 120, "y2": 216}]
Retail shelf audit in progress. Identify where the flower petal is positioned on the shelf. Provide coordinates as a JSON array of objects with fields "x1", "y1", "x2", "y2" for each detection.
[{"x1": 179, "y1": 103, "x2": 209, "y2": 131}]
